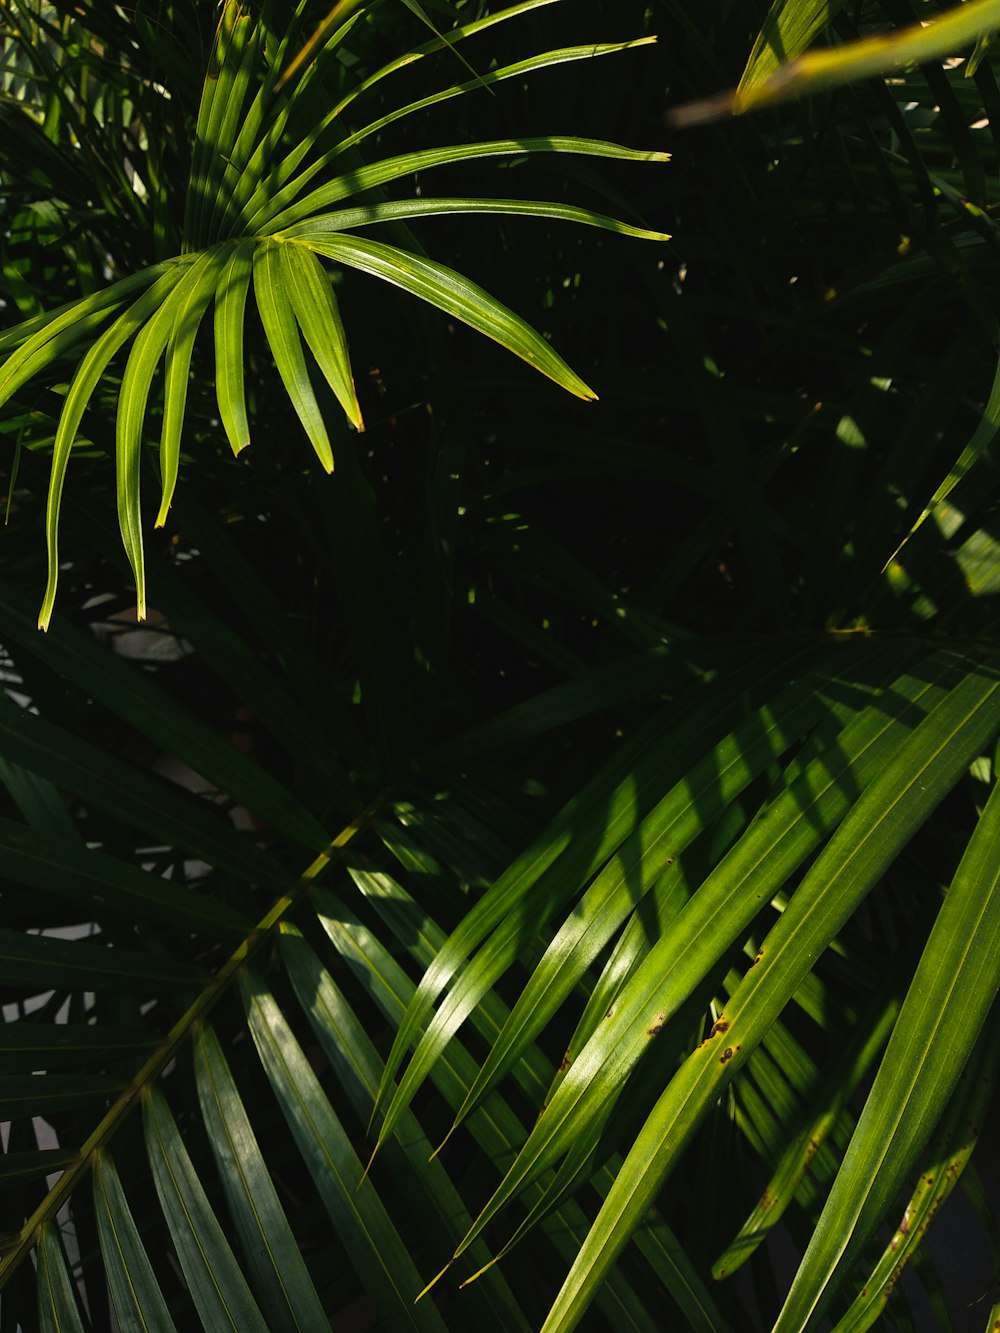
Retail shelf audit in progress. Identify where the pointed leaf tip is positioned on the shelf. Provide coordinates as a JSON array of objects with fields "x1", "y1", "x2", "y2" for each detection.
[
  {"x1": 415, "y1": 1259, "x2": 453, "y2": 1303},
  {"x1": 360, "y1": 1145, "x2": 378, "y2": 1183},
  {"x1": 430, "y1": 1123, "x2": 457, "y2": 1161},
  {"x1": 459, "y1": 1253, "x2": 500, "y2": 1289}
]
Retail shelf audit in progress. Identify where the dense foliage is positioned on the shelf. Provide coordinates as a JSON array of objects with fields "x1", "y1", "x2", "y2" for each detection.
[{"x1": 1, "y1": 1, "x2": 999, "y2": 1329}]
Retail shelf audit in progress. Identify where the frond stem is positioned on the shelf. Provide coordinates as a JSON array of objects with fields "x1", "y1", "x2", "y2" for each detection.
[{"x1": 0, "y1": 792, "x2": 389, "y2": 1287}]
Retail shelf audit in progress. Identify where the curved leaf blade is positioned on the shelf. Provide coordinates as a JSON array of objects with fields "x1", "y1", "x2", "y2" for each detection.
[
  {"x1": 241, "y1": 967, "x2": 448, "y2": 1333},
  {"x1": 337, "y1": 41, "x2": 658, "y2": 162},
  {"x1": 379, "y1": 647, "x2": 936, "y2": 1183},
  {"x1": 0, "y1": 571, "x2": 330, "y2": 854},
  {"x1": 0, "y1": 262, "x2": 178, "y2": 396},
  {"x1": 156, "y1": 248, "x2": 232, "y2": 525},
  {"x1": 371, "y1": 647, "x2": 831, "y2": 1138},
  {"x1": 280, "y1": 240, "x2": 362, "y2": 431},
  {"x1": 537, "y1": 656, "x2": 1000, "y2": 1333},
  {"x1": 278, "y1": 924, "x2": 530, "y2": 1333},
  {"x1": 38, "y1": 266, "x2": 188, "y2": 630},
  {"x1": 326, "y1": 0, "x2": 563, "y2": 127},
  {"x1": 2, "y1": 1074, "x2": 124, "y2": 1119},
  {"x1": 253, "y1": 240, "x2": 334, "y2": 470},
  {"x1": 143, "y1": 1085, "x2": 269, "y2": 1333},
  {"x1": 193, "y1": 1025, "x2": 328, "y2": 1333},
  {"x1": 301, "y1": 231, "x2": 596, "y2": 399},
  {"x1": 213, "y1": 239, "x2": 255, "y2": 455},
  {"x1": 774, "y1": 766, "x2": 1000, "y2": 1331},
  {"x1": 831, "y1": 1008, "x2": 1000, "y2": 1333},
  {"x1": 442, "y1": 666, "x2": 861, "y2": 1136},
  {"x1": 255, "y1": 137, "x2": 669, "y2": 234},
  {"x1": 281, "y1": 196, "x2": 669, "y2": 243},
  {"x1": 312, "y1": 888, "x2": 675, "y2": 1332},
  {"x1": 739, "y1": 0, "x2": 850, "y2": 96},
  {"x1": 36, "y1": 1223, "x2": 86, "y2": 1333},
  {"x1": 93, "y1": 1150, "x2": 178, "y2": 1333},
  {"x1": 713, "y1": 973, "x2": 902, "y2": 1279},
  {"x1": 116, "y1": 253, "x2": 222, "y2": 618}
]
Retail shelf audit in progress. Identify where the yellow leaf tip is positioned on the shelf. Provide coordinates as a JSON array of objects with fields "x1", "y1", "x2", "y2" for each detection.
[
  {"x1": 415, "y1": 1259, "x2": 453, "y2": 1303},
  {"x1": 459, "y1": 1254, "x2": 499, "y2": 1289}
]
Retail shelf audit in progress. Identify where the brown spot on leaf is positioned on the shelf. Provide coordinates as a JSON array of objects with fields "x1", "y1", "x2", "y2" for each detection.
[
  {"x1": 720, "y1": 1046, "x2": 735, "y2": 1063},
  {"x1": 709, "y1": 1019, "x2": 730, "y2": 1037},
  {"x1": 647, "y1": 1013, "x2": 665, "y2": 1037}
]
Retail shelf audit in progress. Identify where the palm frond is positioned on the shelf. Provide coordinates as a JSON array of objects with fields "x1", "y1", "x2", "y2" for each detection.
[{"x1": 0, "y1": 0, "x2": 667, "y2": 625}]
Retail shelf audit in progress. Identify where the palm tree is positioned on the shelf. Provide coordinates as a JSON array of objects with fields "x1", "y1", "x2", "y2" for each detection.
[{"x1": 0, "y1": 1, "x2": 999, "y2": 1330}]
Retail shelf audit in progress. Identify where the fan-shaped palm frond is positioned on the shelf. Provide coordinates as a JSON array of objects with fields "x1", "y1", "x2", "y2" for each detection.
[{"x1": 0, "y1": 0, "x2": 668, "y2": 627}]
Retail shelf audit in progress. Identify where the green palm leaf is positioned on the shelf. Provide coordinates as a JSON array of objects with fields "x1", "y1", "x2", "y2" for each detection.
[
  {"x1": 0, "y1": 1, "x2": 665, "y2": 624},
  {"x1": 253, "y1": 239, "x2": 336, "y2": 470},
  {"x1": 774, "y1": 767, "x2": 1000, "y2": 1330},
  {"x1": 241, "y1": 967, "x2": 449, "y2": 1333},
  {"x1": 530, "y1": 658, "x2": 1000, "y2": 1333},
  {"x1": 298, "y1": 231, "x2": 598, "y2": 400},
  {"x1": 212, "y1": 239, "x2": 255, "y2": 455},
  {"x1": 193, "y1": 1026, "x2": 329, "y2": 1331},
  {"x1": 36, "y1": 1224, "x2": 87, "y2": 1333},
  {"x1": 144, "y1": 1085, "x2": 270, "y2": 1332},
  {"x1": 93, "y1": 1150, "x2": 179, "y2": 1333}
]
